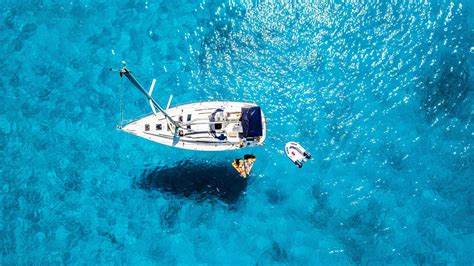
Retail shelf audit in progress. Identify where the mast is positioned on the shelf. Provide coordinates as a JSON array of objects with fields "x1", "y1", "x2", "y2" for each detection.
[{"x1": 117, "y1": 66, "x2": 182, "y2": 129}]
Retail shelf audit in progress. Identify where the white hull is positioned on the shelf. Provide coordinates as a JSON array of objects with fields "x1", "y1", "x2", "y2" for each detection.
[{"x1": 122, "y1": 101, "x2": 266, "y2": 151}]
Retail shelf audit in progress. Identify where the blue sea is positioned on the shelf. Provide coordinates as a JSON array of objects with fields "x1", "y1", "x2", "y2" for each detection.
[{"x1": 1, "y1": 0, "x2": 473, "y2": 264}]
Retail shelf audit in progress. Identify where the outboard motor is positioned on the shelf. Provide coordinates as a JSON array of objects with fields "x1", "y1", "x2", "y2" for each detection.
[
  {"x1": 303, "y1": 151, "x2": 311, "y2": 159},
  {"x1": 295, "y1": 160, "x2": 303, "y2": 168}
]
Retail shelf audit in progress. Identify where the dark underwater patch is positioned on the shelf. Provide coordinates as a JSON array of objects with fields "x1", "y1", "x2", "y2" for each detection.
[
  {"x1": 269, "y1": 241, "x2": 289, "y2": 262},
  {"x1": 420, "y1": 53, "x2": 470, "y2": 121},
  {"x1": 19, "y1": 23, "x2": 37, "y2": 40},
  {"x1": 309, "y1": 186, "x2": 398, "y2": 264},
  {"x1": 134, "y1": 160, "x2": 247, "y2": 204},
  {"x1": 310, "y1": 184, "x2": 334, "y2": 229},
  {"x1": 257, "y1": 240, "x2": 289, "y2": 264},
  {"x1": 63, "y1": 172, "x2": 82, "y2": 192},
  {"x1": 265, "y1": 189, "x2": 286, "y2": 205},
  {"x1": 160, "y1": 202, "x2": 181, "y2": 232}
]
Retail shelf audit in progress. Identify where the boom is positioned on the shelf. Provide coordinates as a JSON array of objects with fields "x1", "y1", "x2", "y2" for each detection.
[{"x1": 118, "y1": 66, "x2": 181, "y2": 129}]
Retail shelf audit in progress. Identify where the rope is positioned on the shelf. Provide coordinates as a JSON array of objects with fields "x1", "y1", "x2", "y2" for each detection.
[{"x1": 119, "y1": 76, "x2": 124, "y2": 128}]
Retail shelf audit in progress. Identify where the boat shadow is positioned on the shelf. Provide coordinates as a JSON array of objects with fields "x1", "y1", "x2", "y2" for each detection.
[{"x1": 134, "y1": 160, "x2": 248, "y2": 204}]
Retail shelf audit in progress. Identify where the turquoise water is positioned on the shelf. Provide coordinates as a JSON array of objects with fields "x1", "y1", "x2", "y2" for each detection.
[{"x1": 1, "y1": 0, "x2": 473, "y2": 264}]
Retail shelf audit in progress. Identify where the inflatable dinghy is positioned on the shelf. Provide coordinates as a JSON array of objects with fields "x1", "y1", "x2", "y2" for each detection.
[{"x1": 285, "y1": 142, "x2": 311, "y2": 168}]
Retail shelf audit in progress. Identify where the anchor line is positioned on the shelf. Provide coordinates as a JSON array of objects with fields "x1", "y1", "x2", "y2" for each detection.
[{"x1": 119, "y1": 75, "x2": 124, "y2": 128}]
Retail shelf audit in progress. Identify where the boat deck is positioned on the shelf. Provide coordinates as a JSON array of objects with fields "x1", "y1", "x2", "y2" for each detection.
[{"x1": 121, "y1": 101, "x2": 266, "y2": 151}]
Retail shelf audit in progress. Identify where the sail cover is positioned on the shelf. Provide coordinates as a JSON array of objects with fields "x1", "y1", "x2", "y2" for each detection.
[{"x1": 241, "y1": 106, "x2": 263, "y2": 137}]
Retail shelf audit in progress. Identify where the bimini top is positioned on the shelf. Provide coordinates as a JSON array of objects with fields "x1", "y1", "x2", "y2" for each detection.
[{"x1": 241, "y1": 106, "x2": 263, "y2": 138}]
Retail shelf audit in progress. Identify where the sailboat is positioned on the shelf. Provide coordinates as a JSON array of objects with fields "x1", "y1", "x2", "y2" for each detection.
[{"x1": 111, "y1": 63, "x2": 266, "y2": 151}]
